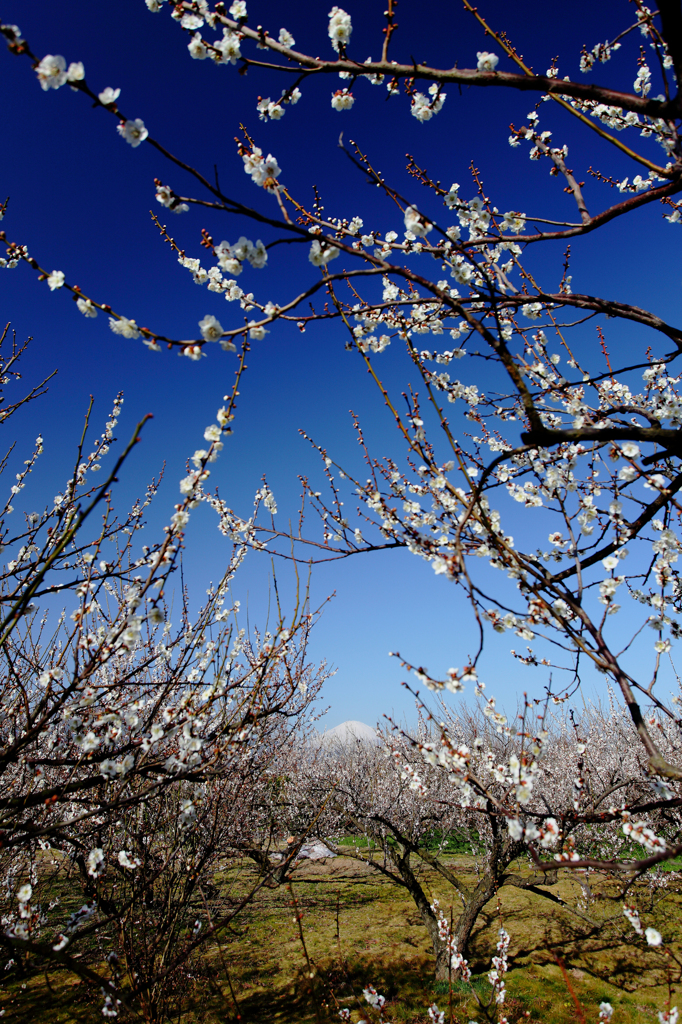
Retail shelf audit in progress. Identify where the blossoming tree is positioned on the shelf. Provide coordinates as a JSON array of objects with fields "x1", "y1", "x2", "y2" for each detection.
[
  {"x1": 0, "y1": 323, "x2": 326, "y2": 1019},
  {"x1": 3, "y1": 0, "x2": 682, "y2": 1018}
]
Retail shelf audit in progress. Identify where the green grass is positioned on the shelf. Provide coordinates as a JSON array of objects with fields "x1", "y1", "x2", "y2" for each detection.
[{"x1": 1, "y1": 853, "x2": 680, "y2": 1023}]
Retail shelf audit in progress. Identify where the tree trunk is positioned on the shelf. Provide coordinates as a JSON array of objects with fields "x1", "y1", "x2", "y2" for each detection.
[
  {"x1": 452, "y1": 874, "x2": 497, "y2": 957},
  {"x1": 384, "y1": 843, "x2": 450, "y2": 979}
]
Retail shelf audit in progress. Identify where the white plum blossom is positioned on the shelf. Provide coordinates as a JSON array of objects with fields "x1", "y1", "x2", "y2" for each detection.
[
  {"x1": 98, "y1": 86, "x2": 121, "y2": 105},
  {"x1": 646, "y1": 927, "x2": 663, "y2": 946},
  {"x1": 249, "y1": 240, "x2": 268, "y2": 268},
  {"x1": 248, "y1": 322, "x2": 268, "y2": 340},
  {"x1": 634, "y1": 64, "x2": 652, "y2": 97},
  {"x1": 309, "y1": 240, "x2": 340, "y2": 266},
  {"x1": 66, "y1": 61, "x2": 85, "y2": 83},
  {"x1": 229, "y1": 0, "x2": 247, "y2": 17},
  {"x1": 148, "y1": 605, "x2": 164, "y2": 626},
  {"x1": 215, "y1": 27, "x2": 241, "y2": 63},
  {"x1": 623, "y1": 818, "x2": 666, "y2": 852},
  {"x1": 278, "y1": 28, "x2": 295, "y2": 48},
  {"x1": 411, "y1": 84, "x2": 446, "y2": 121},
  {"x1": 180, "y1": 13, "x2": 204, "y2": 30},
  {"x1": 36, "y1": 54, "x2": 67, "y2": 90},
  {"x1": 198, "y1": 314, "x2": 224, "y2": 342},
  {"x1": 257, "y1": 97, "x2": 285, "y2": 120},
  {"x1": 507, "y1": 818, "x2": 523, "y2": 840},
  {"x1": 17, "y1": 884, "x2": 32, "y2": 904},
  {"x1": 363, "y1": 986, "x2": 386, "y2": 1010},
  {"x1": 117, "y1": 851, "x2": 140, "y2": 870},
  {"x1": 117, "y1": 118, "x2": 148, "y2": 147},
  {"x1": 109, "y1": 316, "x2": 141, "y2": 340},
  {"x1": 155, "y1": 183, "x2": 188, "y2": 213},
  {"x1": 47, "y1": 270, "x2": 65, "y2": 291},
  {"x1": 179, "y1": 799, "x2": 196, "y2": 825},
  {"x1": 1, "y1": 24, "x2": 22, "y2": 43},
  {"x1": 539, "y1": 817, "x2": 560, "y2": 848},
  {"x1": 188, "y1": 33, "x2": 208, "y2": 59},
  {"x1": 477, "y1": 51, "x2": 500, "y2": 71},
  {"x1": 404, "y1": 206, "x2": 432, "y2": 237},
  {"x1": 328, "y1": 7, "x2": 352, "y2": 52},
  {"x1": 500, "y1": 211, "x2": 526, "y2": 233},
  {"x1": 77, "y1": 297, "x2": 98, "y2": 317},
  {"x1": 87, "y1": 847, "x2": 105, "y2": 877},
  {"x1": 242, "y1": 147, "x2": 281, "y2": 187},
  {"x1": 331, "y1": 89, "x2": 354, "y2": 111}
]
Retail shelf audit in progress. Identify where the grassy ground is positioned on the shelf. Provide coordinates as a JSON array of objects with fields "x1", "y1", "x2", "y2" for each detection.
[{"x1": 2, "y1": 853, "x2": 680, "y2": 1023}]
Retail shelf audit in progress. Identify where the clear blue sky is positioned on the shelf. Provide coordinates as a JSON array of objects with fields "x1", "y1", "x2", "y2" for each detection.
[{"x1": 1, "y1": 1, "x2": 679, "y2": 727}]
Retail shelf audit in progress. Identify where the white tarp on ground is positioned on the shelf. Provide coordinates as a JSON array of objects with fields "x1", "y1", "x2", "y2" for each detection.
[{"x1": 297, "y1": 841, "x2": 337, "y2": 860}]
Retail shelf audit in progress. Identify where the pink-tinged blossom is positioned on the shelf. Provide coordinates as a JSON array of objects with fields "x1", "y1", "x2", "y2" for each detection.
[
  {"x1": 36, "y1": 54, "x2": 67, "y2": 90},
  {"x1": 98, "y1": 86, "x2": 120, "y2": 105},
  {"x1": 117, "y1": 118, "x2": 148, "y2": 147}
]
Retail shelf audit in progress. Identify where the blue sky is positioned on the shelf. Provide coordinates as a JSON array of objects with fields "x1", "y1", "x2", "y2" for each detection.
[{"x1": 1, "y1": 1, "x2": 680, "y2": 727}]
